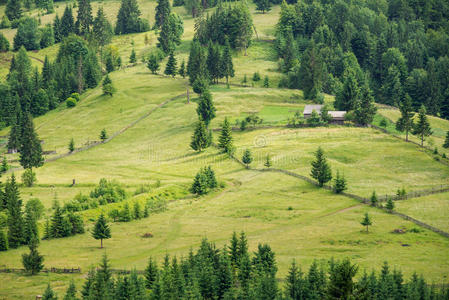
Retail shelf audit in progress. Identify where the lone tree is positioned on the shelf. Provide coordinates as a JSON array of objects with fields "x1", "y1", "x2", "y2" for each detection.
[
  {"x1": 92, "y1": 214, "x2": 111, "y2": 248},
  {"x1": 100, "y1": 129, "x2": 108, "y2": 141},
  {"x1": 22, "y1": 238, "x2": 44, "y2": 275},
  {"x1": 370, "y1": 191, "x2": 378, "y2": 207},
  {"x1": 413, "y1": 105, "x2": 432, "y2": 146},
  {"x1": 19, "y1": 113, "x2": 44, "y2": 170},
  {"x1": 242, "y1": 149, "x2": 253, "y2": 168},
  {"x1": 102, "y1": 75, "x2": 116, "y2": 96},
  {"x1": 147, "y1": 54, "x2": 160, "y2": 74},
  {"x1": 196, "y1": 90, "x2": 216, "y2": 126},
  {"x1": 264, "y1": 154, "x2": 272, "y2": 168},
  {"x1": 129, "y1": 49, "x2": 137, "y2": 63},
  {"x1": 396, "y1": 94, "x2": 415, "y2": 141},
  {"x1": 191, "y1": 120, "x2": 209, "y2": 152},
  {"x1": 444, "y1": 131, "x2": 449, "y2": 149},
  {"x1": 164, "y1": 52, "x2": 177, "y2": 77},
  {"x1": 360, "y1": 212, "x2": 372, "y2": 233},
  {"x1": 218, "y1": 117, "x2": 233, "y2": 154},
  {"x1": 386, "y1": 198, "x2": 395, "y2": 212},
  {"x1": 310, "y1": 147, "x2": 332, "y2": 187},
  {"x1": 68, "y1": 138, "x2": 75, "y2": 152},
  {"x1": 333, "y1": 171, "x2": 347, "y2": 194}
]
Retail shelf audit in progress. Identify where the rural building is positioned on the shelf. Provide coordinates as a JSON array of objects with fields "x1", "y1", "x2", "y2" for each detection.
[{"x1": 303, "y1": 105, "x2": 346, "y2": 124}]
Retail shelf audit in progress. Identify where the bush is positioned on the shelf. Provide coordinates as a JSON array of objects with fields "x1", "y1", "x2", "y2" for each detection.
[
  {"x1": 0, "y1": 16, "x2": 11, "y2": 29},
  {"x1": 90, "y1": 178, "x2": 126, "y2": 205},
  {"x1": 379, "y1": 118, "x2": 387, "y2": 127},
  {"x1": 22, "y1": 168, "x2": 37, "y2": 187},
  {"x1": 70, "y1": 93, "x2": 80, "y2": 102},
  {"x1": 252, "y1": 71, "x2": 261, "y2": 82},
  {"x1": 0, "y1": 33, "x2": 9, "y2": 52},
  {"x1": 66, "y1": 97, "x2": 77, "y2": 108}
]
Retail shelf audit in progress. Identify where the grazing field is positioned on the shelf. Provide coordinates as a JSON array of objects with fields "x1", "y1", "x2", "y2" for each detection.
[{"x1": 1, "y1": 172, "x2": 449, "y2": 299}]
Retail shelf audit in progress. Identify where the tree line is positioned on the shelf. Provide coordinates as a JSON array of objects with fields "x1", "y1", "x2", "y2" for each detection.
[
  {"x1": 40, "y1": 233, "x2": 449, "y2": 299},
  {"x1": 275, "y1": 0, "x2": 449, "y2": 120}
]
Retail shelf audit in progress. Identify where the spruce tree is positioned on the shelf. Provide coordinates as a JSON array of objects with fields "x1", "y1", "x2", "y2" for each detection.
[
  {"x1": 5, "y1": 0, "x2": 22, "y2": 22},
  {"x1": 310, "y1": 147, "x2": 332, "y2": 187},
  {"x1": 145, "y1": 257, "x2": 158, "y2": 289},
  {"x1": 68, "y1": 138, "x2": 75, "y2": 153},
  {"x1": 6, "y1": 174, "x2": 24, "y2": 248},
  {"x1": 22, "y1": 237, "x2": 44, "y2": 275},
  {"x1": 155, "y1": 0, "x2": 171, "y2": 29},
  {"x1": 354, "y1": 81, "x2": 377, "y2": 126},
  {"x1": 187, "y1": 40, "x2": 208, "y2": 85},
  {"x1": 413, "y1": 105, "x2": 432, "y2": 146},
  {"x1": 63, "y1": 280, "x2": 77, "y2": 300},
  {"x1": 190, "y1": 170, "x2": 208, "y2": 195},
  {"x1": 263, "y1": 76, "x2": 269, "y2": 88},
  {"x1": 206, "y1": 41, "x2": 221, "y2": 83},
  {"x1": 147, "y1": 53, "x2": 160, "y2": 74},
  {"x1": 386, "y1": 198, "x2": 395, "y2": 212},
  {"x1": 42, "y1": 284, "x2": 57, "y2": 300},
  {"x1": 92, "y1": 213, "x2": 111, "y2": 248},
  {"x1": 298, "y1": 41, "x2": 322, "y2": 101},
  {"x1": 370, "y1": 191, "x2": 378, "y2": 207},
  {"x1": 50, "y1": 202, "x2": 65, "y2": 238},
  {"x1": 129, "y1": 49, "x2": 137, "y2": 63},
  {"x1": 220, "y1": 38, "x2": 234, "y2": 84},
  {"x1": 115, "y1": 0, "x2": 143, "y2": 34},
  {"x1": 196, "y1": 90, "x2": 216, "y2": 126},
  {"x1": 242, "y1": 149, "x2": 253, "y2": 168},
  {"x1": 335, "y1": 69, "x2": 359, "y2": 111},
  {"x1": 77, "y1": 0, "x2": 93, "y2": 36},
  {"x1": 444, "y1": 131, "x2": 449, "y2": 149},
  {"x1": 120, "y1": 203, "x2": 132, "y2": 222},
  {"x1": 100, "y1": 128, "x2": 108, "y2": 141},
  {"x1": 92, "y1": 7, "x2": 113, "y2": 47},
  {"x1": 205, "y1": 166, "x2": 217, "y2": 188},
  {"x1": 133, "y1": 202, "x2": 141, "y2": 219},
  {"x1": 179, "y1": 60, "x2": 186, "y2": 78},
  {"x1": 191, "y1": 120, "x2": 209, "y2": 152},
  {"x1": 396, "y1": 94, "x2": 415, "y2": 141},
  {"x1": 360, "y1": 212, "x2": 372, "y2": 233},
  {"x1": 264, "y1": 154, "x2": 272, "y2": 168},
  {"x1": 218, "y1": 117, "x2": 233, "y2": 154},
  {"x1": 333, "y1": 171, "x2": 347, "y2": 194},
  {"x1": 0, "y1": 231, "x2": 8, "y2": 251},
  {"x1": 164, "y1": 52, "x2": 177, "y2": 77},
  {"x1": 24, "y1": 208, "x2": 38, "y2": 245},
  {"x1": 7, "y1": 99, "x2": 22, "y2": 152},
  {"x1": 19, "y1": 113, "x2": 44, "y2": 170},
  {"x1": 61, "y1": 6, "x2": 75, "y2": 37}
]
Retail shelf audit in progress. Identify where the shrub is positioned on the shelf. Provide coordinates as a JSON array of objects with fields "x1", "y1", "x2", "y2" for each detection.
[
  {"x1": 0, "y1": 33, "x2": 9, "y2": 52},
  {"x1": 379, "y1": 118, "x2": 387, "y2": 127},
  {"x1": 66, "y1": 97, "x2": 77, "y2": 108},
  {"x1": 252, "y1": 71, "x2": 261, "y2": 81},
  {"x1": 70, "y1": 93, "x2": 80, "y2": 102},
  {"x1": 22, "y1": 168, "x2": 37, "y2": 187}
]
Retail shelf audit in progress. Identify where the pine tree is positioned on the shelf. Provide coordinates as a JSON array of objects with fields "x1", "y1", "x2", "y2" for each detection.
[
  {"x1": 354, "y1": 81, "x2": 377, "y2": 126},
  {"x1": 154, "y1": 0, "x2": 171, "y2": 29},
  {"x1": 1, "y1": 156, "x2": 8, "y2": 173},
  {"x1": 0, "y1": 231, "x2": 8, "y2": 251},
  {"x1": 22, "y1": 237, "x2": 44, "y2": 275},
  {"x1": 129, "y1": 49, "x2": 137, "y2": 63},
  {"x1": 264, "y1": 154, "x2": 272, "y2": 168},
  {"x1": 196, "y1": 90, "x2": 216, "y2": 126},
  {"x1": 92, "y1": 213, "x2": 111, "y2": 248},
  {"x1": 370, "y1": 191, "x2": 378, "y2": 207},
  {"x1": 5, "y1": 0, "x2": 22, "y2": 22},
  {"x1": 115, "y1": 0, "x2": 144, "y2": 34},
  {"x1": 61, "y1": 6, "x2": 75, "y2": 37},
  {"x1": 77, "y1": 0, "x2": 93, "y2": 36},
  {"x1": 360, "y1": 212, "x2": 372, "y2": 233},
  {"x1": 147, "y1": 53, "x2": 160, "y2": 74},
  {"x1": 413, "y1": 105, "x2": 432, "y2": 146},
  {"x1": 6, "y1": 174, "x2": 24, "y2": 248},
  {"x1": 100, "y1": 128, "x2": 108, "y2": 141},
  {"x1": 333, "y1": 171, "x2": 347, "y2": 194},
  {"x1": 63, "y1": 280, "x2": 77, "y2": 300},
  {"x1": 164, "y1": 52, "x2": 177, "y2": 77},
  {"x1": 19, "y1": 113, "x2": 44, "y2": 170},
  {"x1": 396, "y1": 94, "x2": 415, "y2": 141},
  {"x1": 133, "y1": 202, "x2": 141, "y2": 219},
  {"x1": 92, "y1": 7, "x2": 113, "y2": 47},
  {"x1": 68, "y1": 138, "x2": 75, "y2": 153},
  {"x1": 444, "y1": 131, "x2": 449, "y2": 149},
  {"x1": 218, "y1": 117, "x2": 233, "y2": 154},
  {"x1": 145, "y1": 257, "x2": 159, "y2": 289},
  {"x1": 242, "y1": 149, "x2": 253, "y2": 168},
  {"x1": 191, "y1": 120, "x2": 209, "y2": 152},
  {"x1": 179, "y1": 60, "x2": 186, "y2": 78},
  {"x1": 42, "y1": 284, "x2": 57, "y2": 300},
  {"x1": 386, "y1": 198, "x2": 395, "y2": 212},
  {"x1": 310, "y1": 147, "x2": 332, "y2": 187},
  {"x1": 335, "y1": 69, "x2": 359, "y2": 111}
]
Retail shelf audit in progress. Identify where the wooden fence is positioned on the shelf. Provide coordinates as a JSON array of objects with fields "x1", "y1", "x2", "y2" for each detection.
[{"x1": 0, "y1": 267, "x2": 81, "y2": 274}]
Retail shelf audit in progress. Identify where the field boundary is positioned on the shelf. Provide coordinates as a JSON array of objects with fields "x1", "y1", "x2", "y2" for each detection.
[{"x1": 0, "y1": 267, "x2": 81, "y2": 274}]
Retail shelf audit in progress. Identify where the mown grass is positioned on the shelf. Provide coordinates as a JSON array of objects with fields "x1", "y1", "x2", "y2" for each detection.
[{"x1": 1, "y1": 172, "x2": 449, "y2": 299}]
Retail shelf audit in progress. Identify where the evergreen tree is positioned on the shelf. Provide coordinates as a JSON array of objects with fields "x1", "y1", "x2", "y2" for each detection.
[
  {"x1": 22, "y1": 237, "x2": 44, "y2": 275},
  {"x1": 354, "y1": 81, "x2": 377, "y2": 126},
  {"x1": 254, "y1": 0, "x2": 271, "y2": 14},
  {"x1": 147, "y1": 53, "x2": 160, "y2": 74},
  {"x1": 264, "y1": 154, "x2": 272, "y2": 168},
  {"x1": 381, "y1": 65, "x2": 403, "y2": 106},
  {"x1": 370, "y1": 191, "x2": 378, "y2": 207},
  {"x1": 145, "y1": 257, "x2": 158, "y2": 289},
  {"x1": 50, "y1": 202, "x2": 65, "y2": 238},
  {"x1": 298, "y1": 41, "x2": 323, "y2": 101},
  {"x1": 61, "y1": 6, "x2": 75, "y2": 37},
  {"x1": 1, "y1": 156, "x2": 8, "y2": 173},
  {"x1": 386, "y1": 198, "x2": 395, "y2": 212},
  {"x1": 263, "y1": 76, "x2": 269, "y2": 88},
  {"x1": 19, "y1": 112, "x2": 44, "y2": 170},
  {"x1": 42, "y1": 284, "x2": 57, "y2": 300},
  {"x1": 220, "y1": 38, "x2": 234, "y2": 84},
  {"x1": 187, "y1": 40, "x2": 208, "y2": 85},
  {"x1": 129, "y1": 49, "x2": 137, "y2": 63},
  {"x1": 92, "y1": 213, "x2": 111, "y2": 248},
  {"x1": 6, "y1": 174, "x2": 24, "y2": 248},
  {"x1": 335, "y1": 69, "x2": 359, "y2": 111},
  {"x1": 154, "y1": 0, "x2": 171, "y2": 29},
  {"x1": 100, "y1": 128, "x2": 108, "y2": 141},
  {"x1": 396, "y1": 94, "x2": 415, "y2": 141},
  {"x1": 204, "y1": 166, "x2": 217, "y2": 188},
  {"x1": 53, "y1": 15, "x2": 62, "y2": 43},
  {"x1": 63, "y1": 280, "x2": 77, "y2": 300},
  {"x1": 115, "y1": 0, "x2": 145, "y2": 34},
  {"x1": 92, "y1": 7, "x2": 113, "y2": 47},
  {"x1": 327, "y1": 259, "x2": 358, "y2": 299},
  {"x1": 102, "y1": 78, "x2": 116, "y2": 97},
  {"x1": 23, "y1": 207, "x2": 38, "y2": 245},
  {"x1": 76, "y1": 0, "x2": 93, "y2": 36},
  {"x1": 218, "y1": 117, "x2": 233, "y2": 154},
  {"x1": 164, "y1": 52, "x2": 177, "y2": 77},
  {"x1": 13, "y1": 17, "x2": 40, "y2": 51},
  {"x1": 191, "y1": 120, "x2": 209, "y2": 152},
  {"x1": 413, "y1": 105, "x2": 432, "y2": 146},
  {"x1": 133, "y1": 202, "x2": 141, "y2": 219},
  {"x1": 178, "y1": 60, "x2": 186, "y2": 78},
  {"x1": 120, "y1": 203, "x2": 132, "y2": 222},
  {"x1": 5, "y1": 0, "x2": 22, "y2": 22},
  {"x1": 190, "y1": 170, "x2": 208, "y2": 195},
  {"x1": 105, "y1": 54, "x2": 115, "y2": 73},
  {"x1": 7, "y1": 101, "x2": 21, "y2": 152},
  {"x1": 68, "y1": 138, "x2": 75, "y2": 152},
  {"x1": 333, "y1": 171, "x2": 347, "y2": 194},
  {"x1": 310, "y1": 147, "x2": 332, "y2": 187},
  {"x1": 157, "y1": 12, "x2": 183, "y2": 54},
  {"x1": 0, "y1": 230, "x2": 8, "y2": 251},
  {"x1": 360, "y1": 212, "x2": 372, "y2": 232},
  {"x1": 206, "y1": 41, "x2": 221, "y2": 83},
  {"x1": 242, "y1": 149, "x2": 253, "y2": 168},
  {"x1": 196, "y1": 90, "x2": 216, "y2": 126},
  {"x1": 285, "y1": 260, "x2": 306, "y2": 300},
  {"x1": 443, "y1": 131, "x2": 449, "y2": 149}
]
